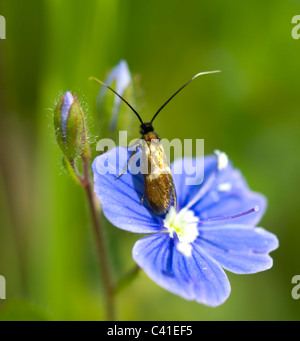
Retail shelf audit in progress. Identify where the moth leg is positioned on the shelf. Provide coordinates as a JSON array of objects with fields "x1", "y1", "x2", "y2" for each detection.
[
  {"x1": 171, "y1": 186, "x2": 177, "y2": 211},
  {"x1": 139, "y1": 191, "x2": 145, "y2": 205},
  {"x1": 115, "y1": 145, "x2": 139, "y2": 180},
  {"x1": 129, "y1": 138, "x2": 141, "y2": 148}
]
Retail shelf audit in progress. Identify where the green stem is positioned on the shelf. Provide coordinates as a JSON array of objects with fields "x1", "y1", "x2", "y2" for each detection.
[{"x1": 82, "y1": 157, "x2": 115, "y2": 321}]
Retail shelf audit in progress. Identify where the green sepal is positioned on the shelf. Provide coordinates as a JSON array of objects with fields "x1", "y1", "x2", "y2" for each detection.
[
  {"x1": 114, "y1": 265, "x2": 140, "y2": 296},
  {"x1": 62, "y1": 156, "x2": 82, "y2": 186}
]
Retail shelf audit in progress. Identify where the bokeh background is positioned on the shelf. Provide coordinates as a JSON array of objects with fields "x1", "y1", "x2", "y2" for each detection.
[{"x1": 0, "y1": 0, "x2": 299, "y2": 321}]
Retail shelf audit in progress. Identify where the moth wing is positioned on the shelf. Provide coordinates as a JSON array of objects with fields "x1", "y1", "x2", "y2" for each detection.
[{"x1": 143, "y1": 140, "x2": 177, "y2": 214}]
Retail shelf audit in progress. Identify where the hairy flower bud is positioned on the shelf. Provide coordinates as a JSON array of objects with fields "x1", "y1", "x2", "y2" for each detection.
[{"x1": 54, "y1": 91, "x2": 90, "y2": 160}]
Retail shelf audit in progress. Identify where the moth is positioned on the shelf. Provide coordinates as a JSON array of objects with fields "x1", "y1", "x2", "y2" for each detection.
[{"x1": 92, "y1": 70, "x2": 220, "y2": 215}]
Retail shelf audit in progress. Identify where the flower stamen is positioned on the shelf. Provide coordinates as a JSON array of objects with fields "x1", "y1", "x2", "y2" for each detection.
[{"x1": 198, "y1": 206, "x2": 259, "y2": 224}]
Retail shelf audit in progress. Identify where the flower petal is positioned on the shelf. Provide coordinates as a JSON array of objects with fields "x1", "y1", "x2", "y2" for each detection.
[
  {"x1": 92, "y1": 146, "x2": 162, "y2": 233},
  {"x1": 133, "y1": 233, "x2": 231, "y2": 307},
  {"x1": 60, "y1": 91, "x2": 74, "y2": 139},
  {"x1": 171, "y1": 155, "x2": 266, "y2": 226},
  {"x1": 196, "y1": 225, "x2": 279, "y2": 274},
  {"x1": 171, "y1": 155, "x2": 216, "y2": 209},
  {"x1": 97, "y1": 60, "x2": 132, "y2": 131}
]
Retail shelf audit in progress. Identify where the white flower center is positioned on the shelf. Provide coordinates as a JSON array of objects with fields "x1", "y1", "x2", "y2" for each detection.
[{"x1": 163, "y1": 207, "x2": 199, "y2": 257}]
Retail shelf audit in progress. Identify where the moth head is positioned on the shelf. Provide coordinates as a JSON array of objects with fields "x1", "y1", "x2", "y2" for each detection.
[{"x1": 140, "y1": 122, "x2": 154, "y2": 135}]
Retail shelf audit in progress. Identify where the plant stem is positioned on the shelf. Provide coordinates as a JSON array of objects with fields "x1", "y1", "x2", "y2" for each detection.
[{"x1": 82, "y1": 157, "x2": 115, "y2": 321}]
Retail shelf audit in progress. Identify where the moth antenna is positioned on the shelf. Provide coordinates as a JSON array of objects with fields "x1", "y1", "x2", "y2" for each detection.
[
  {"x1": 89, "y1": 76, "x2": 144, "y2": 125},
  {"x1": 150, "y1": 70, "x2": 221, "y2": 124}
]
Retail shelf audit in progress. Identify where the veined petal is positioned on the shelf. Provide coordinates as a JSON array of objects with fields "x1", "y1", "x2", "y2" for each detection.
[
  {"x1": 171, "y1": 155, "x2": 266, "y2": 226},
  {"x1": 171, "y1": 155, "x2": 216, "y2": 210},
  {"x1": 92, "y1": 146, "x2": 162, "y2": 233},
  {"x1": 133, "y1": 233, "x2": 231, "y2": 307},
  {"x1": 196, "y1": 225, "x2": 279, "y2": 274}
]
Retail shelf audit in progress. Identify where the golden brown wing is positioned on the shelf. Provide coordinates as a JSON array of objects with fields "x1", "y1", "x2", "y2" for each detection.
[{"x1": 142, "y1": 138, "x2": 177, "y2": 215}]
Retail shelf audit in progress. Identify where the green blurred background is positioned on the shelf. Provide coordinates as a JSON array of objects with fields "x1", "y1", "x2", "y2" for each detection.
[{"x1": 0, "y1": 0, "x2": 299, "y2": 321}]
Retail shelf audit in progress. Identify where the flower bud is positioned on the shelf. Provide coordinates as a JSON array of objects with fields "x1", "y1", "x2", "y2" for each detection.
[
  {"x1": 54, "y1": 92, "x2": 90, "y2": 160},
  {"x1": 97, "y1": 60, "x2": 136, "y2": 140}
]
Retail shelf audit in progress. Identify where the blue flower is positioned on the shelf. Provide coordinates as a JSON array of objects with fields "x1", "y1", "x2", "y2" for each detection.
[
  {"x1": 92, "y1": 147, "x2": 278, "y2": 306},
  {"x1": 97, "y1": 60, "x2": 132, "y2": 132}
]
